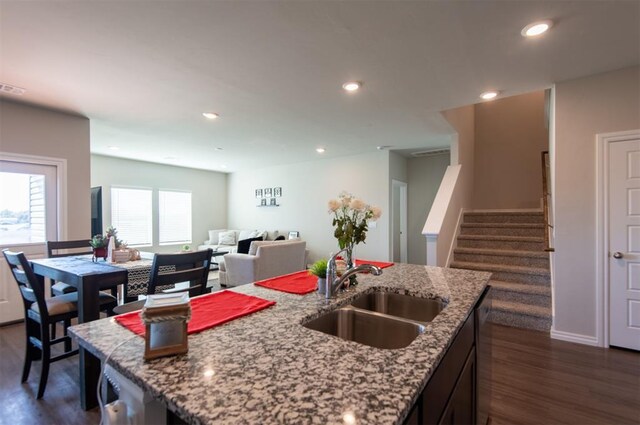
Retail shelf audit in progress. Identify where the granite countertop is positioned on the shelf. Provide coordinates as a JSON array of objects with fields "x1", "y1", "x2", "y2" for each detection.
[{"x1": 69, "y1": 264, "x2": 490, "y2": 424}]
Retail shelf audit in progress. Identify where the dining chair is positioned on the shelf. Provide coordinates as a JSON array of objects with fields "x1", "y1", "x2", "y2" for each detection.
[
  {"x1": 2, "y1": 249, "x2": 117, "y2": 399},
  {"x1": 46, "y1": 239, "x2": 92, "y2": 296},
  {"x1": 113, "y1": 249, "x2": 214, "y2": 315}
]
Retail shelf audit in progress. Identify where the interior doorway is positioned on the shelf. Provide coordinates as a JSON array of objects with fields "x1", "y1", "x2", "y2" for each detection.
[{"x1": 392, "y1": 180, "x2": 408, "y2": 263}]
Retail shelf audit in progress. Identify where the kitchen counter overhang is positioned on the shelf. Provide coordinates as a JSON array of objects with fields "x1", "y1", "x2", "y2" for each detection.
[{"x1": 69, "y1": 264, "x2": 490, "y2": 424}]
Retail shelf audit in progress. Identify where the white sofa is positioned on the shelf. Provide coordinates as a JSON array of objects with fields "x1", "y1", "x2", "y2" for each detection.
[
  {"x1": 197, "y1": 229, "x2": 298, "y2": 253},
  {"x1": 219, "y1": 240, "x2": 307, "y2": 287}
]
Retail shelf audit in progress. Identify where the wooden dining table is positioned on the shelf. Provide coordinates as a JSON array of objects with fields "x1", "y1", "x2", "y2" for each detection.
[{"x1": 30, "y1": 256, "x2": 129, "y2": 410}]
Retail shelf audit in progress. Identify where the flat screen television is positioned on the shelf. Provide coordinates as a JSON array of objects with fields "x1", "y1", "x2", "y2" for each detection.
[{"x1": 91, "y1": 186, "x2": 103, "y2": 237}]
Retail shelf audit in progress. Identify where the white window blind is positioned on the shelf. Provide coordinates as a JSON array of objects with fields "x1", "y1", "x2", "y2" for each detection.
[
  {"x1": 159, "y1": 190, "x2": 192, "y2": 245},
  {"x1": 111, "y1": 187, "x2": 152, "y2": 246}
]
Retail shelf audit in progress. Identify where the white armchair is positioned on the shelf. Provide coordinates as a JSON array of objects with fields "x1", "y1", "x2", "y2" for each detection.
[{"x1": 219, "y1": 240, "x2": 307, "y2": 287}]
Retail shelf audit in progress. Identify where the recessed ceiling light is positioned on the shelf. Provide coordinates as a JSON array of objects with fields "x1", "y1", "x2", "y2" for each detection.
[
  {"x1": 202, "y1": 112, "x2": 219, "y2": 120},
  {"x1": 0, "y1": 82, "x2": 26, "y2": 96},
  {"x1": 479, "y1": 91, "x2": 499, "y2": 100},
  {"x1": 316, "y1": 147, "x2": 326, "y2": 153},
  {"x1": 521, "y1": 20, "x2": 553, "y2": 37},
  {"x1": 342, "y1": 81, "x2": 361, "y2": 92},
  {"x1": 108, "y1": 146, "x2": 120, "y2": 151}
]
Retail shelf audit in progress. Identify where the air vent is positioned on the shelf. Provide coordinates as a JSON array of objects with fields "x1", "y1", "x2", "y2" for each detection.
[
  {"x1": 410, "y1": 148, "x2": 450, "y2": 158},
  {"x1": 0, "y1": 83, "x2": 26, "y2": 96}
]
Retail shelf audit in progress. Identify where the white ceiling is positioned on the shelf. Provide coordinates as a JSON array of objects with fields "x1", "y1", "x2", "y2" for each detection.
[{"x1": 1, "y1": 1, "x2": 638, "y2": 172}]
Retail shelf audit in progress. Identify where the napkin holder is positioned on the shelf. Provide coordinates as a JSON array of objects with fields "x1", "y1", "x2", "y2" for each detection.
[{"x1": 141, "y1": 293, "x2": 191, "y2": 360}]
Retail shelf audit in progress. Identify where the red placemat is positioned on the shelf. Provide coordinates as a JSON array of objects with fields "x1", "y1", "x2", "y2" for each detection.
[
  {"x1": 355, "y1": 259, "x2": 395, "y2": 269},
  {"x1": 114, "y1": 291, "x2": 276, "y2": 336},
  {"x1": 254, "y1": 270, "x2": 317, "y2": 295}
]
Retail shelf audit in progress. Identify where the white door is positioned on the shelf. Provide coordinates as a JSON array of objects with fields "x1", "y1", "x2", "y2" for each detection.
[
  {"x1": 0, "y1": 160, "x2": 58, "y2": 324},
  {"x1": 609, "y1": 138, "x2": 640, "y2": 351},
  {"x1": 391, "y1": 180, "x2": 408, "y2": 263}
]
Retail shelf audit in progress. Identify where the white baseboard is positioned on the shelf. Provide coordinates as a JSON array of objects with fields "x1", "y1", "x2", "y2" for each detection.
[{"x1": 550, "y1": 328, "x2": 600, "y2": 347}]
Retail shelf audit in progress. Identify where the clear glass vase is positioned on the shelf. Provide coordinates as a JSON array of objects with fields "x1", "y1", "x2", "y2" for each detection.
[{"x1": 343, "y1": 243, "x2": 357, "y2": 287}]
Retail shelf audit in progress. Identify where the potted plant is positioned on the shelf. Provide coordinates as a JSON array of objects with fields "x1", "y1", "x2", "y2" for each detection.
[
  {"x1": 90, "y1": 234, "x2": 108, "y2": 262},
  {"x1": 105, "y1": 226, "x2": 124, "y2": 248},
  {"x1": 308, "y1": 259, "x2": 328, "y2": 294}
]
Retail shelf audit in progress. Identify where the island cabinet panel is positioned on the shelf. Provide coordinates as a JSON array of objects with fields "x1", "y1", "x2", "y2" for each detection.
[
  {"x1": 404, "y1": 311, "x2": 476, "y2": 425},
  {"x1": 438, "y1": 348, "x2": 476, "y2": 425}
]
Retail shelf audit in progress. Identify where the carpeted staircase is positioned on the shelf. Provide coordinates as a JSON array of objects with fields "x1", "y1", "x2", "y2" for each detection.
[{"x1": 450, "y1": 210, "x2": 552, "y2": 332}]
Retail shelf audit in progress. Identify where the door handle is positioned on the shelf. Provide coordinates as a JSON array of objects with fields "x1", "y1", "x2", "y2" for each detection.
[{"x1": 613, "y1": 252, "x2": 624, "y2": 259}]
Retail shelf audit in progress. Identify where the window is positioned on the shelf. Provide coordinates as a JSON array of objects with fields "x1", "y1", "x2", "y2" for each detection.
[
  {"x1": 159, "y1": 190, "x2": 192, "y2": 245},
  {"x1": 111, "y1": 187, "x2": 152, "y2": 246},
  {"x1": 0, "y1": 160, "x2": 57, "y2": 245}
]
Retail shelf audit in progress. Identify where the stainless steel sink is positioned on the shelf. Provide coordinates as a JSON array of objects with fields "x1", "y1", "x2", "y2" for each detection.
[
  {"x1": 304, "y1": 307, "x2": 424, "y2": 349},
  {"x1": 349, "y1": 292, "x2": 444, "y2": 324}
]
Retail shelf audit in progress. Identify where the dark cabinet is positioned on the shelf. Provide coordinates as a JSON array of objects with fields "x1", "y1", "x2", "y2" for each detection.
[
  {"x1": 438, "y1": 348, "x2": 476, "y2": 425},
  {"x1": 404, "y1": 286, "x2": 491, "y2": 425}
]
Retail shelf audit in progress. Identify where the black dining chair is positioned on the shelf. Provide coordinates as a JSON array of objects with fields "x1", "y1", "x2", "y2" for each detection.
[
  {"x1": 46, "y1": 239, "x2": 93, "y2": 296},
  {"x1": 113, "y1": 249, "x2": 214, "y2": 315},
  {"x1": 2, "y1": 249, "x2": 117, "y2": 399}
]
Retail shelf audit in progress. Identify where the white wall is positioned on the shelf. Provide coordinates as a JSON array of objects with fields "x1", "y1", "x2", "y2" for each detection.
[
  {"x1": 407, "y1": 153, "x2": 450, "y2": 265},
  {"x1": 91, "y1": 155, "x2": 227, "y2": 252},
  {"x1": 425, "y1": 105, "x2": 475, "y2": 266},
  {"x1": 553, "y1": 66, "x2": 640, "y2": 344},
  {"x1": 473, "y1": 91, "x2": 549, "y2": 209},
  {"x1": 0, "y1": 100, "x2": 90, "y2": 239},
  {"x1": 227, "y1": 151, "x2": 390, "y2": 263}
]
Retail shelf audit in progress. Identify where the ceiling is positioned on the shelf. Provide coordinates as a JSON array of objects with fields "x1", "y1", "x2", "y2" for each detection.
[{"x1": 1, "y1": 1, "x2": 638, "y2": 173}]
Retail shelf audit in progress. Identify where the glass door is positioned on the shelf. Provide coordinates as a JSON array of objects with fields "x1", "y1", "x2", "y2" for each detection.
[{"x1": 0, "y1": 160, "x2": 58, "y2": 324}]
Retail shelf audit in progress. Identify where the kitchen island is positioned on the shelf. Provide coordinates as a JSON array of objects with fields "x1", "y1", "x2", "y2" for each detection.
[{"x1": 69, "y1": 263, "x2": 491, "y2": 424}]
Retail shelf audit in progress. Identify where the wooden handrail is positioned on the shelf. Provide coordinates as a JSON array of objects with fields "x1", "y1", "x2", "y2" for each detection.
[{"x1": 541, "y1": 151, "x2": 554, "y2": 252}]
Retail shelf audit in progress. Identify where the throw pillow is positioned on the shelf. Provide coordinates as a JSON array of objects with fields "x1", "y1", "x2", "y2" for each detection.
[
  {"x1": 237, "y1": 236, "x2": 264, "y2": 254},
  {"x1": 238, "y1": 230, "x2": 254, "y2": 241},
  {"x1": 208, "y1": 229, "x2": 227, "y2": 245},
  {"x1": 218, "y1": 231, "x2": 236, "y2": 246}
]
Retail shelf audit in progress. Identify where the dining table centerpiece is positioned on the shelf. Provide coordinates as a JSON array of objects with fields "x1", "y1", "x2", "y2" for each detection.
[
  {"x1": 328, "y1": 191, "x2": 382, "y2": 283},
  {"x1": 89, "y1": 234, "x2": 108, "y2": 262}
]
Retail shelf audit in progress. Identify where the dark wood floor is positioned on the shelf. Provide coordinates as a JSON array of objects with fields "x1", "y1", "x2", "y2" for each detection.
[
  {"x1": 0, "y1": 322, "x2": 638, "y2": 424},
  {"x1": 489, "y1": 324, "x2": 640, "y2": 425}
]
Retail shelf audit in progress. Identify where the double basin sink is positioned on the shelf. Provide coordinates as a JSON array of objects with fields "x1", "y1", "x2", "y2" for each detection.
[{"x1": 303, "y1": 291, "x2": 445, "y2": 349}]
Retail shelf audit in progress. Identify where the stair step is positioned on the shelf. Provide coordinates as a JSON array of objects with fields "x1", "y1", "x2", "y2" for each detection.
[
  {"x1": 492, "y1": 299, "x2": 551, "y2": 318},
  {"x1": 464, "y1": 210, "x2": 544, "y2": 224},
  {"x1": 460, "y1": 223, "x2": 545, "y2": 237},
  {"x1": 490, "y1": 280, "x2": 551, "y2": 307},
  {"x1": 454, "y1": 247, "x2": 548, "y2": 258},
  {"x1": 454, "y1": 247, "x2": 549, "y2": 268},
  {"x1": 490, "y1": 306, "x2": 552, "y2": 332},
  {"x1": 450, "y1": 261, "x2": 550, "y2": 276},
  {"x1": 490, "y1": 299, "x2": 552, "y2": 331},
  {"x1": 490, "y1": 280, "x2": 551, "y2": 295},
  {"x1": 457, "y1": 234, "x2": 545, "y2": 251},
  {"x1": 450, "y1": 261, "x2": 550, "y2": 285}
]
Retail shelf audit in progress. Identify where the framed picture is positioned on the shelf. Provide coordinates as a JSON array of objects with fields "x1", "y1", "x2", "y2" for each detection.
[
  {"x1": 274, "y1": 187, "x2": 282, "y2": 197},
  {"x1": 255, "y1": 189, "x2": 263, "y2": 199},
  {"x1": 288, "y1": 231, "x2": 299, "y2": 239},
  {"x1": 260, "y1": 198, "x2": 267, "y2": 206},
  {"x1": 264, "y1": 187, "x2": 272, "y2": 197},
  {"x1": 270, "y1": 198, "x2": 277, "y2": 206}
]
